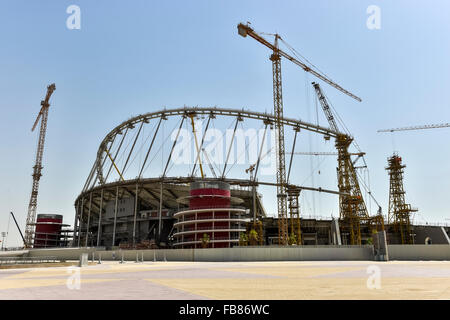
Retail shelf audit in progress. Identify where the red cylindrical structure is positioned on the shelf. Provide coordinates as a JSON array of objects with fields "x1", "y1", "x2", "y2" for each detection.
[
  {"x1": 173, "y1": 181, "x2": 248, "y2": 249},
  {"x1": 33, "y1": 214, "x2": 63, "y2": 248}
]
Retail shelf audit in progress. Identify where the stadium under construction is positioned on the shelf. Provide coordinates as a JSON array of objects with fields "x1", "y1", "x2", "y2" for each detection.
[
  {"x1": 67, "y1": 106, "x2": 450, "y2": 252},
  {"x1": 18, "y1": 22, "x2": 450, "y2": 255}
]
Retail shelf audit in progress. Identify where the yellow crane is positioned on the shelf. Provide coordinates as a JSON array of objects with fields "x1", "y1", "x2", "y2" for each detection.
[
  {"x1": 378, "y1": 123, "x2": 448, "y2": 243},
  {"x1": 312, "y1": 82, "x2": 381, "y2": 244},
  {"x1": 238, "y1": 22, "x2": 361, "y2": 245},
  {"x1": 25, "y1": 83, "x2": 56, "y2": 247}
]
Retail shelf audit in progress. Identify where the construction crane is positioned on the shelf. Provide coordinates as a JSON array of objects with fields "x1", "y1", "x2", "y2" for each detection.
[
  {"x1": 312, "y1": 82, "x2": 384, "y2": 244},
  {"x1": 24, "y1": 83, "x2": 56, "y2": 248},
  {"x1": 312, "y1": 82, "x2": 341, "y2": 133},
  {"x1": 238, "y1": 22, "x2": 361, "y2": 245},
  {"x1": 377, "y1": 125, "x2": 436, "y2": 243},
  {"x1": 378, "y1": 123, "x2": 450, "y2": 133},
  {"x1": 237, "y1": 23, "x2": 362, "y2": 102}
]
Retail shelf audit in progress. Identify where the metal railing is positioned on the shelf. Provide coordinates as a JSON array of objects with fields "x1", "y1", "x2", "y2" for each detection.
[
  {"x1": 181, "y1": 215, "x2": 245, "y2": 222},
  {"x1": 177, "y1": 205, "x2": 247, "y2": 211},
  {"x1": 412, "y1": 221, "x2": 450, "y2": 227}
]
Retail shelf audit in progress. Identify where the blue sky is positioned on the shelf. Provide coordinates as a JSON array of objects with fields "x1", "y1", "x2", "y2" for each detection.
[{"x1": 1, "y1": 0, "x2": 449, "y2": 247}]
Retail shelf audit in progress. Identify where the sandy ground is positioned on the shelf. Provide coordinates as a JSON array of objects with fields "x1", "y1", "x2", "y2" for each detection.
[{"x1": 0, "y1": 260, "x2": 449, "y2": 300}]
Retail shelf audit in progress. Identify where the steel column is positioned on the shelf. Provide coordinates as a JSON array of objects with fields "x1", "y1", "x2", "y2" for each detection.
[
  {"x1": 133, "y1": 183, "x2": 139, "y2": 247},
  {"x1": 77, "y1": 197, "x2": 84, "y2": 247},
  {"x1": 96, "y1": 188, "x2": 104, "y2": 247},
  {"x1": 73, "y1": 201, "x2": 80, "y2": 247},
  {"x1": 85, "y1": 192, "x2": 92, "y2": 247},
  {"x1": 112, "y1": 186, "x2": 119, "y2": 247}
]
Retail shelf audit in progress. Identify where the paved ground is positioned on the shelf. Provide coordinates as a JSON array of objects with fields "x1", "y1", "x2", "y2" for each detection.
[{"x1": 0, "y1": 260, "x2": 449, "y2": 299}]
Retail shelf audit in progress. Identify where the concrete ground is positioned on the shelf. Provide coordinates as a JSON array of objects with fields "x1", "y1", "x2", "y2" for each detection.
[{"x1": 0, "y1": 260, "x2": 449, "y2": 300}]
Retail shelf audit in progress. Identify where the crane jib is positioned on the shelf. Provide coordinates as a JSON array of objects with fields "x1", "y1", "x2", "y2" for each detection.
[{"x1": 237, "y1": 23, "x2": 362, "y2": 102}]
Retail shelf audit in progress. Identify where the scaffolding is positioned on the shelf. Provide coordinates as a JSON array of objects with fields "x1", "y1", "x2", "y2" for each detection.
[
  {"x1": 336, "y1": 134, "x2": 369, "y2": 245},
  {"x1": 386, "y1": 154, "x2": 417, "y2": 244},
  {"x1": 287, "y1": 186, "x2": 302, "y2": 245}
]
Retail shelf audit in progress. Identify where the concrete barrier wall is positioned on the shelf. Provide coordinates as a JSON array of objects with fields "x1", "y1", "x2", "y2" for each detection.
[
  {"x1": 27, "y1": 247, "x2": 99, "y2": 260},
  {"x1": 27, "y1": 246, "x2": 374, "y2": 261},
  {"x1": 190, "y1": 246, "x2": 374, "y2": 261},
  {"x1": 388, "y1": 245, "x2": 450, "y2": 261},
  {"x1": 0, "y1": 250, "x2": 29, "y2": 257}
]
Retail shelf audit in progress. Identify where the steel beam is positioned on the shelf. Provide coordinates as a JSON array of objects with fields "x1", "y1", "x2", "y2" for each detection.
[
  {"x1": 85, "y1": 192, "x2": 92, "y2": 247},
  {"x1": 96, "y1": 188, "x2": 104, "y2": 247},
  {"x1": 93, "y1": 107, "x2": 338, "y2": 185},
  {"x1": 112, "y1": 186, "x2": 119, "y2": 247}
]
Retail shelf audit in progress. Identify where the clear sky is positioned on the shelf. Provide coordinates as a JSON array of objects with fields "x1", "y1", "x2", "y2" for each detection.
[{"x1": 1, "y1": 0, "x2": 449, "y2": 247}]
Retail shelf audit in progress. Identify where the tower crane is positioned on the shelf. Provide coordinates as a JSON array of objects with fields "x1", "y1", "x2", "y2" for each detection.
[
  {"x1": 312, "y1": 82, "x2": 384, "y2": 244},
  {"x1": 24, "y1": 83, "x2": 56, "y2": 248},
  {"x1": 238, "y1": 22, "x2": 361, "y2": 245},
  {"x1": 378, "y1": 123, "x2": 450, "y2": 133}
]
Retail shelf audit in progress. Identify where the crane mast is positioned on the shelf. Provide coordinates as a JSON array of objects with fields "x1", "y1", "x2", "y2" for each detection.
[
  {"x1": 270, "y1": 35, "x2": 289, "y2": 245},
  {"x1": 312, "y1": 82, "x2": 379, "y2": 244},
  {"x1": 24, "y1": 83, "x2": 56, "y2": 248}
]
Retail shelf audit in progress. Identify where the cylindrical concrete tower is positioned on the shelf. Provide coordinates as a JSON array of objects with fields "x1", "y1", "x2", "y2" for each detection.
[
  {"x1": 33, "y1": 214, "x2": 63, "y2": 248},
  {"x1": 173, "y1": 181, "x2": 249, "y2": 248}
]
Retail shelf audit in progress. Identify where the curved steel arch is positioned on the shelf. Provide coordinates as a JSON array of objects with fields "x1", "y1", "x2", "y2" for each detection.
[{"x1": 85, "y1": 106, "x2": 342, "y2": 192}]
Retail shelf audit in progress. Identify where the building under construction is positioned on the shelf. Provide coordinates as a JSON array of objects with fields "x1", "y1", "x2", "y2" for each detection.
[
  {"x1": 23, "y1": 23, "x2": 450, "y2": 250},
  {"x1": 72, "y1": 177, "x2": 450, "y2": 249},
  {"x1": 70, "y1": 105, "x2": 450, "y2": 250}
]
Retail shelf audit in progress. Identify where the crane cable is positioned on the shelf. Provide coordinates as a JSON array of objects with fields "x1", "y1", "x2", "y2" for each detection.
[
  {"x1": 143, "y1": 117, "x2": 180, "y2": 176},
  {"x1": 279, "y1": 37, "x2": 334, "y2": 85},
  {"x1": 225, "y1": 121, "x2": 264, "y2": 177}
]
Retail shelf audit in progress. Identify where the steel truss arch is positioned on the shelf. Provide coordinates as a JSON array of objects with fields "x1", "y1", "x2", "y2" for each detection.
[{"x1": 84, "y1": 106, "x2": 341, "y2": 192}]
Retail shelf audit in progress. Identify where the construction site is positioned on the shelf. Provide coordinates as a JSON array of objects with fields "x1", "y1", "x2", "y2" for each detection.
[
  {"x1": 1, "y1": 0, "x2": 450, "y2": 305},
  {"x1": 2, "y1": 22, "x2": 450, "y2": 266}
]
